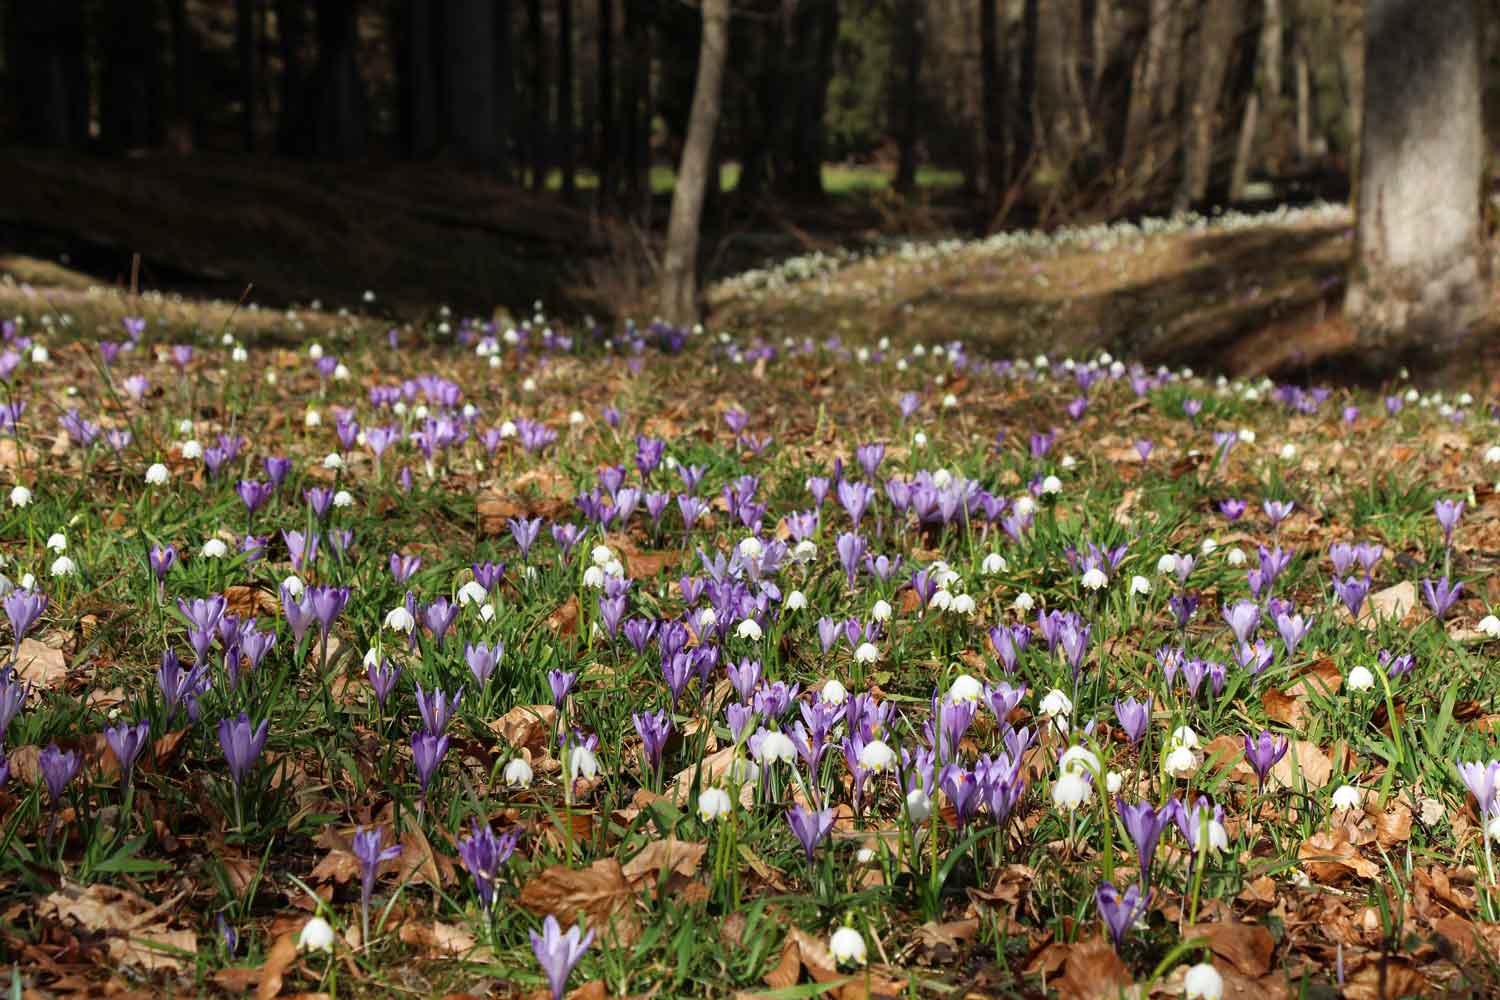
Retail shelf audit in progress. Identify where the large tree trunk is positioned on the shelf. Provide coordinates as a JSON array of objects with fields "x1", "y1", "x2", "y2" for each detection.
[
  {"x1": 1344, "y1": 0, "x2": 1486, "y2": 360},
  {"x1": 277, "y1": 0, "x2": 309, "y2": 154},
  {"x1": 1014, "y1": 0, "x2": 1039, "y2": 178},
  {"x1": 622, "y1": 0, "x2": 652, "y2": 214},
  {"x1": 444, "y1": 0, "x2": 502, "y2": 165},
  {"x1": 1229, "y1": 94, "x2": 1259, "y2": 200},
  {"x1": 1258, "y1": 0, "x2": 1286, "y2": 171},
  {"x1": 237, "y1": 0, "x2": 259, "y2": 150},
  {"x1": 526, "y1": 0, "x2": 548, "y2": 190},
  {"x1": 397, "y1": 0, "x2": 441, "y2": 157},
  {"x1": 166, "y1": 0, "x2": 198, "y2": 151},
  {"x1": 658, "y1": 0, "x2": 729, "y2": 326},
  {"x1": 10, "y1": 1, "x2": 89, "y2": 147},
  {"x1": 979, "y1": 0, "x2": 1007, "y2": 202},
  {"x1": 1175, "y1": 0, "x2": 1236, "y2": 211},
  {"x1": 790, "y1": 0, "x2": 838, "y2": 199},
  {"x1": 1122, "y1": 0, "x2": 1169, "y2": 172},
  {"x1": 496, "y1": 1, "x2": 515, "y2": 182},
  {"x1": 893, "y1": 0, "x2": 922, "y2": 194},
  {"x1": 1335, "y1": 1, "x2": 1364, "y2": 172},
  {"x1": 596, "y1": 0, "x2": 615, "y2": 205},
  {"x1": 309, "y1": 0, "x2": 368, "y2": 159},
  {"x1": 101, "y1": 0, "x2": 164, "y2": 151},
  {"x1": 1293, "y1": 27, "x2": 1312, "y2": 161},
  {"x1": 557, "y1": 0, "x2": 576, "y2": 200}
]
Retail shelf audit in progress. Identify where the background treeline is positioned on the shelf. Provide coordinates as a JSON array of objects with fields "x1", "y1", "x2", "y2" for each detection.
[{"x1": 0, "y1": 0, "x2": 1452, "y2": 223}]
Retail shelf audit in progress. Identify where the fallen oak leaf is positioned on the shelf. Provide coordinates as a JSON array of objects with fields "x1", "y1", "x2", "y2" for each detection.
[
  {"x1": 621, "y1": 837, "x2": 706, "y2": 886},
  {"x1": 1183, "y1": 920, "x2": 1275, "y2": 976}
]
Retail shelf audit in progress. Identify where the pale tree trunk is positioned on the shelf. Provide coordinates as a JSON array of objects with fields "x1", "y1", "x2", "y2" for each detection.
[
  {"x1": 1293, "y1": 33, "x2": 1311, "y2": 160},
  {"x1": 1229, "y1": 93, "x2": 1259, "y2": 200},
  {"x1": 1345, "y1": 0, "x2": 1486, "y2": 359},
  {"x1": 1175, "y1": 0, "x2": 1236, "y2": 211},
  {"x1": 658, "y1": 0, "x2": 730, "y2": 327},
  {"x1": 1336, "y1": 1, "x2": 1363, "y2": 172},
  {"x1": 1122, "y1": 0, "x2": 1170, "y2": 168},
  {"x1": 1259, "y1": 0, "x2": 1285, "y2": 170}
]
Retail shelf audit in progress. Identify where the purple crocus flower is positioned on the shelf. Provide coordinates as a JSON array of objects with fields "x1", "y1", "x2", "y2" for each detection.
[
  {"x1": 307, "y1": 585, "x2": 351, "y2": 640},
  {"x1": 549, "y1": 669, "x2": 577, "y2": 708},
  {"x1": 787, "y1": 804, "x2": 837, "y2": 865},
  {"x1": 835, "y1": 532, "x2": 867, "y2": 588},
  {"x1": 421, "y1": 597, "x2": 459, "y2": 646},
  {"x1": 149, "y1": 545, "x2": 177, "y2": 582},
  {"x1": 1263, "y1": 499, "x2": 1294, "y2": 527},
  {"x1": 4, "y1": 588, "x2": 47, "y2": 644},
  {"x1": 465, "y1": 642, "x2": 501, "y2": 686},
  {"x1": 282, "y1": 529, "x2": 319, "y2": 571},
  {"x1": 1096, "y1": 881, "x2": 1151, "y2": 950},
  {"x1": 1435, "y1": 499, "x2": 1465, "y2": 547},
  {"x1": 1423, "y1": 577, "x2": 1463, "y2": 619},
  {"x1": 367, "y1": 657, "x2": 401, "y2": 707},
  {"x1": 530, "y1": 914, "x2": 595, "y2": 1000},
  {"x1": 509, "y1": 517, "x2": 544, "y2": 560},
  {"x1": 1134, "y1": 439, "x2": 1153, "y2": 461},
  {"x1": 459, "y1": 819, "x2": 519, "y2": 910},
  {"x1": 986, "y1": 682, "x2": 1026, "y2": 724},
  {"x1": 1222, "y1": 600, "x2": 1260, "y2": 645},
  {"x1": 415, "y1": 683, "x2": 463, "y2": 735},
  {"x1": 633, "y1": 710, "x2": 672, "y2": 770},
  {"x1": 0, "y1": 670, "x2": 27, "y2": 742},
  {"x1": 1243, "y1": 730, "x2": 1289, "y2": 791},
  {"x1": 1113, "y1": 697, "x2": 1151, "y2": 745},
  {"x1": 1329, "y1": 542, "x2": 1356, "y2": 576},
  {"x1": 1275, "y1": 612, "x2": 1311, "y2": 657},
  {"x1": 411, "y1": 730, "x2": 449, "y2": 797},
  {"x1": 236, "y1": 480, "x2": 274, "y2": 516},
  {"x1": 1333, "y1": 575, "x2": 1370, "y2": 619},
  {"x1": 264, "y1": 456, "x2": 293, "y2": 488},
  {"x1": 39, "y1": 743, "x2": 80, "y2": 804},
  {"x1": 352, "y1": 825, "x2": 403, "y2": 937},
  {"x1": 1168, "y1": 594, "x2": 1198, "y2": 630},
  {"x1": 856, "y1": 442, "x2": 885, "y2": 479},
  {"x1": 1116, "y1": 799, "x2": 1172, "y2": 879},
  {"x1": 104, "y1": 719, "x2": 151, "y2": 787},
  {"x1": 1457, "y1": 759, "x2": 1500, "y2": 821},
  {"x1": 1218, "y1": 498, "x2": 1246, "y2": 521},
  {"x1": 218, "y1": 713, "x2": 269, "y2": 787},
  {"x1": 390, "y1": 553, "x2": 422, "y2": 583}
]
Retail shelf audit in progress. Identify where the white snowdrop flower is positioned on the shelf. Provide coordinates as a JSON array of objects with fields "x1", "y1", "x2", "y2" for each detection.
[
  {"x1": 697, "y1": 786, "x2": 732, "y2": 821},
  {"x1": 1034, "y1": 354, "x2": 1049, "y2": 368},
  {"x1": 1483, "y1": 445, "x2": 1500, "y2": 465},
  {"x1": 200, "y1": 538, "x2": 228, "y2": 559},
  {"x1": 1129, "y1": 575, "x2": 1151, "y2": 595},
  {"x1": 934, "y1": 565, "x2": 961, "y2": 589},
  {"x1": 905, "y1": 787, "x2": 933, "y2": 823},
  {"x1": 1081, "y1": 567, "x2": 1108, "y2": 590},
  {"x1": 1347, "y1": 665, "x2": 1375, "y2": 692},
  {"x1": 981, "y1": 552, "x2": 1008, "y2": 575},
  {"x1": 1170, "y1": 726, "x2": 1200, "y2": 750},
  {"x1": 1226, "y1": 546, "x2": 1246, "y2": 567},
  {"x1": 362, "y1": 647, "x2": 381, "y2": 669},
  {"x1": 941, "y1": 393, "x2": 958, "y2": 409},
  {"x1": 19, "y1": 573, "x2": 33, "y2": 590},
  {"x1": 932, "y1": 468, "x2": 953, "y2": 489},
  {"x1": 735, "y1": 618, "x2": 763, "y2": 641},
  {"x1": 1110, "y1": 360, "x2": 1125, "y2": 377},
  {"x1": 46, "y1": 533, "x2": 66, "y2": 553},
  {"x1": 829, "y1": 927, "x2": 867, "y2": 967},
  {"x1": 950, "y1": 593, "x2": 977, "y2": 616},
  {"x1": 49, "y1": 555, "x2": 76, "y2": 577},
  {"x1": 177, "y1": 418, "x2": 195, "y2": 436},
  {"x1": 1478, "y1": 614, "x2": 1500, "y2": 638},
  {"x1": 603, "y1": 558, "x2": 624, "y2": 578},
  {"x1": 855, "y1": 847, "x2": 876, "y2": 864},
  {"x1": 856, "y1": 347, "x2": 870, "y2": 364},
  {"x1": 1404, "y1": 387, "x2": 1419, "y2": 403},
  {"x1": 1184, "y1": 962, "x2": 1223, "y2": 1000},
  {"x1": 478, "y1": 602, "x2": 496, "y2": 622},
  {"x1": 384, "y1": 606, "x2": 415, "y2": 632},
  {"x1": 231, "y1": 346, "x2": 249, "y2": 363},
  {"x1": 462, "y1": 403, "x2": 479, "y2": 420},
  {"x1": 792, "y1": 539, "x2": 818, "y2": 563},
  {"x1": 582, "y1": 565, "x2": 606, "y2": 589},
  {"x1": 1041, "y1": 475, "x2": 1063, "y2": 495},
  {"x1": 1059, "y1": 745, "x2": 1101, "y2": 778},
  {"x1": 1238, "y1": 428, "x2": 1256, "y2": 444},
  {"x1": 181, "y1": 440, "x2": 203, "y2": 460},
  {"x1": 737, "y1": 536, "x2": 764, "y2": 559},
  {"x1": 568, "y1": 744, "x2": 599, "y2": 782},
  {"x1": 949, "y1": 674, "x2": 984, "y2": 704},
  {"x1": 504, "y1": 757, "x2": 534, "y2": 788},
  {"x1": 757, "y1": 732, "x2": 796, "y2": 764},
  {"x1": 1156, "y1": 553, "x2": 1178, "y2": 575},
  {"x1": 1200, "y1": 537, "x2": 1218, "y2": 555},
  {"x1": 413, "y1": 404, "x2": 430, "y2": 421},
  {"x1": 854, "y1": 641, "x2": 880, "y2": 664},
  {"x1": 1106, "y1": 771, "x2": 1123, "y2": 795},
  {"x1": 1279, "y1": 443, "x2": 1297, "y2": 461},
  {"x1": 307, "y1": 343, "x2": 324, "y2": 360},
  {"x1": 522, "y1": 377, "x2": 537, "y2": 393},
  {"x1": 1164, "y1": 744, "x2": 1199, "y2": 779},
  {"x1": 263, "y1": 369, "x2": 279, "y2": 386},
  {"x1": 1052, "y1": 770, "x2": 1092, "y2": 811},
  {"x1": 913, "y1": 344, "x2": 928, "y2": 357},
  {"x1": 282, "y1": 575, "x2": 305, "y2": 597},
  {"x1": 1013, "y1": 591, "x2": 1036, "y2": 612},
  {"x1": 928, "y1": 589, "x2": 953, "y2": 611},
  {"x1": 1330, "y1": 785, "x2": 1363, "y2": 811},
  {"x1": 331, "y1": 363, "x2": 350, "y2": 381},
  {"x1": 9, "y1": 485, "x2": 31, "y2": 508},
  {"x1": 896, "y1": 359, "x2": 908, "y2": 371},
  {"x1": 1460, "y1": 392, "x2": 1475, "y2": 406},
  {"x1": 819, "y1": 679, "x2": 849, "y2": 707},
  {"x1": 30, "y1": 346, "x2": 48, "y2": 365},
  {"x1": 322, "y1": 453, "x2": 344, "y2": 470},
  {"x1": 1060, "y1": 454, "x2": 1077, "y2": 469},
  {"x1": 858, "y1": 739, "x2": 896, "y2": 772},
  {"x1": 145, "y1": 462, "x2": 170, "y2": 486},
  {"x1": 568, "y1": 410, "x2": 585, "y2": 427},
  {"x1": 696, "y1": 607, "x2": 718, "y2": 629},
  {"x1": 1486, "y1": 814, "x2": 1500, "y2": 843},
  {"x1": 1039, "y1": 688, "x2": 1073, "y2": 718},
  {"x1": 332, "y1": 489, "x2": 353, "y2": 508},
  {"x1": 297, "y1": 917, "x2": 335, "y2": 953},
  {"x1": 304, "y1": 409, "x2": 321, "y2": 428},
  {"x1": 1015, "y1": 495, "x2": 1037, "y2": 517},
  {"x1": 785, "y1": 590, "x2": 807, "y2": 611},
  {"x1": 456, "y1": 580, "x2": 488, "y2": 606},
  {"x1": 591, "y1": 544, "x2": 615, "y2": 566},
  {"x1": 871, "y1": 599, "x2": 893, "y2": 622}
]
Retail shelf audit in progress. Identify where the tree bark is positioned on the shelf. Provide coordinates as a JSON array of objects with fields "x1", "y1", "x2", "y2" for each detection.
[
  {"x1": 277, "y1": 0, "x2": 309, "y2": 154},
  {"x1": 1293, "y1": 28, "x2": 1311, "y2": 161},
  {"x1": 1015, "y1": 0, "x2": 1039, "y2": 177},
  {"x1": 1258, "y1": 0, "x2": 1285, "y2": 171},
  {"x1": 1345, "y1": 0, "x2": 1486, "y2": 359},
  {"x1": 526, "y1": 0, "x2": 548, "y2": 190},
  {"x1": 10, "y1": 1, "x2": 89, "y2": 147},
  {"x1": 979, "y1": 0, "x2": 1007, "y2": 200},
  {"x1": 658, "y1": 0, "x2": 730, "y2": 326},
  {"x1": 308, "y1": 0, "x2": 367, "y2": 159},
  {"x1": 101, "y1": 0, "x2": 164, "y2": 151},
  {"x1": 1335, "y1": 1, "x2": 1364, "y2": 173},
  {"x1": 894, "y1": 0, "x2": 922, "y2": 194},
  {"x1": 1122, "y1": 0, "x2": 1169, "y2": 171},
  {"x1": 1229, "y1": 93, "x2": 1259, "y2": 200},
  {"x1": 237, "y1": 0, "x2": 259, "y2": 151},
  {"x1": 166, "y1": 0, "x2": 198, "y2": 151},
  {"x1": 557, "y1": 0, "x2": 576, "y2": 201},
  {"x1": 397, "y1": 0, "x2": 441, "y2": 157},
  {"x1": 496, "y1": 1, "x2": 515, "y2": 182},
  {"x1": 444, "y1": 0, "x2": 502, "y2": 165},
  {"x1": 1175, "y1": 0, "x2": 1236, "y2": 211},
  {"x1": 597, "y1": 0, "x2": 615, "y2": 205}
]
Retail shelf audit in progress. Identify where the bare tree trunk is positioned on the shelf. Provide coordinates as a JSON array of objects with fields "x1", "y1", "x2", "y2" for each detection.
[
  {"x1": 1259, "y1": 0, "x2": 1285, "y2": 170},
  {"x1": 1229, "y1": 93, "x2": 1259, "y2": 200},
  {"x1": 894, "y1": 0, "x2": 922, "y2": 194},
  {"x1": 166, "y1": 0, "x2": 197, "y2": 151},
  {"x1": 101, "y1": 0, "x2": 164, "y2": 151},
  {"x1": 1015, "y1": 0, "x2": 1039, "y2": 177},
  {"x1": 1175, "y1": 0, "x2": 1236, "y2": 211},
  {"x1": 1122, "y1": 0, "x2": 1169, "y2": 167},
  {"x1": 1336, "y1": 1, "x2": 1363, "y2": 175},
  {"x1": 1345, "y1": 0, "x2": 1486, "y2": 360},
  {"x1": 526, "y1": 0, "x2": 547, "y2": 190},
  {"x1": 277, "y1": 0, "x2": 309, "y2": 154},
  {"x1": 597, "y1": 0, "x2": 615, "y2": 205},
  {"x1": 309, "y1": 0, "x2": 368, "y2": 159},
  {"x1": 658, "y1": 0, "x2": 730, "y2": 326},
  {"x1": 558, "y1": 0, "x2": 576, "y2": 201},
  {"x1": 1293, "y1": 32, "x2": 1311, "y2": 160},
  {"x1": 980, "y1": 0, "x2": 1004, "y2": 201},
  {"x1": 444, "y1": 0, "x2": 502, "y2": 165},
  {"x1": 1160, "y1": 0, "x2": 1182, "y2": 120},
  {"x1": 237, "y1": 0, "x2": 259, "y2": 151},
  {"x1": 496, "y1": 0, "x2": 515, "y2": 182}
]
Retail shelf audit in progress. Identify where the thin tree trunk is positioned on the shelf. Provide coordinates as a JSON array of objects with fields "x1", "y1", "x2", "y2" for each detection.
[
  {"x1": 597, "y1": 0, "x2": 615, "y2": 205},
  {"x1": 166, "y1": 0, "x2": 197, "y2": 151},
  {"x1": 1175, "y1": 0, "x2": 1236, "y2": 211},
  {"x1": 444, "y1": 0, "x2": 501, "y2": 165},
  {"x1": 497, "y1": 0, "x2": 515, "y2": 182},
  {"x1": 894, "y1": 0, "x2": 921, "y2": 194},
  {"x1": 558, "y1": 0, "x2": 576, "y2": 200},
  {"x1": 309, "y1": 0, "x2": 367, "y2": 159},
  {"x1": 101, "y1": 0, "x2": 163, "y2": 151},
  {"x1": 1122, "y1": 0, "x2": 1169, "y2": 168},
  {"x1": 1259, "y1": 0, "x2": 1285, "y2": 171},
  {"x1": 980, "y1": 0, "x2": 1003, "y2": 200},
  {"x1": 526, "y1": 0, "x2": 547, "y2": 190},
  {"x1": 277, "y1": 0, "x2": 308, "y2": 154},
  {"x1": 658, "y1": 0, "x2": 730, "y2": 326},
  {"x1": 1336, "y1": 2, "x2": 1363, "y2": 176},
  {"x1": 237, "y1": 0, "x2": 259, "y2": 151},
  {"x1": 1345, "y1": 0, "x2": 1486, "y2": 359},
  {"x1": 1015, "y1": 0, "x2": 1039, "y2": 178},
  {"x1": 1293, "y1": 32, "x2": 1311, "y2": 160},
  {"x1": 1229, "y1": 93, "x2": 1259, "y2": 200}
]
